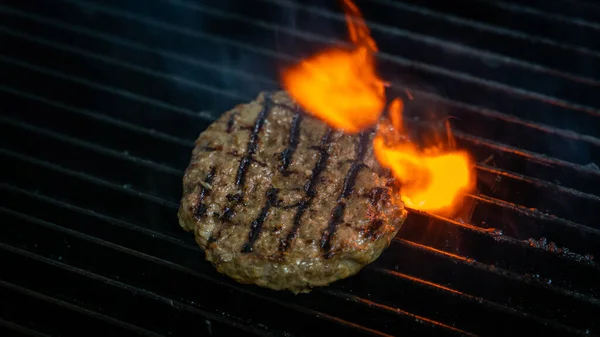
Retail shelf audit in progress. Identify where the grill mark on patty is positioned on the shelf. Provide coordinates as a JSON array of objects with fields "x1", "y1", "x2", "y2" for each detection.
[
  {"x1": 241, "y1": 187, "x2": 279, "y2": 253},
  {"x1": 213, "y1": 93, "x2": 272, "y2": 241},
  {"x1": 321, "y1": 131, "x2": 372, "y2": 257},
  {"x1": 280, "y1": 109, "x2": 302, "y2": 175},
  {"x1": 227, "y1": 111, "x2": 238, "y2": 133},
  {"x1": 279, "y1": 128, "x2": 333, "y2": 252},
  {"x1": 236, "y1": 93, "x2": 272, "y2": 188},
  {"x1": 193, "y1": 166, "x2": 217, "y2": 219}
]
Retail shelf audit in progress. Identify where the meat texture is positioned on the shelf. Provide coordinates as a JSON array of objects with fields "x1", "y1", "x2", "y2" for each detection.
[{"x1": 178, "y1": 91, "x2": 407, "y2": 293}]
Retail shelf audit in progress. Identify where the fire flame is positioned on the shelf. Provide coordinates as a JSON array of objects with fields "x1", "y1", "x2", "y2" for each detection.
[
  {"x1": 281, "y1": 0, "x2": 385, "y2": 133},
  {"x1": 282, "y1": 0, "x2": 475, "y2": 214}
]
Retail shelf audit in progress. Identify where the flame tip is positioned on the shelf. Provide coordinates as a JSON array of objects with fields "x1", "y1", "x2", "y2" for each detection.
[{"x1": 282, "y1": 0, "x2": 476, "y2": 216}]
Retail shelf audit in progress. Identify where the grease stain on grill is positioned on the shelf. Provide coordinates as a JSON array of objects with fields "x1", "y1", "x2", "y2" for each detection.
[
  {"x1": 242, "y1": 187, "x2": 279, "y2": 253},
  {"x1": 279, "y1": 128, "x2": 334, "y2": 252}
]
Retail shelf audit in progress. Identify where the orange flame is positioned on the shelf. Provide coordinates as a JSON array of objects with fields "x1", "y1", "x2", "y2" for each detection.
[
  {"x1": 281, "y1": 0, "x2": 385, "y2": 133},
  {"x1": 282, "y1": 0, "x2": 475, "y2": 214},
  {"x1": 373, "y1": 135, "x2": 474, "y2": 213}
]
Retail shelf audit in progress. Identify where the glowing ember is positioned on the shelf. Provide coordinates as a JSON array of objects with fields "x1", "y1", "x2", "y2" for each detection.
[
  {"x1": 281, "y1": 0, "x2": 385, "y2": 133},
  {"x1": 282, "y1": 0, "x2": 475, "y2": 214}
]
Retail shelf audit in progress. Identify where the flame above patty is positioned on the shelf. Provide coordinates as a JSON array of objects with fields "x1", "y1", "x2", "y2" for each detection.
[{"x1": 281, "y1": 0, "x2": 475, "y2": 214}]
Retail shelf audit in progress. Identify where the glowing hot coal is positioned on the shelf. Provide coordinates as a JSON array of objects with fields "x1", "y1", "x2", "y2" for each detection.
[{"x1": 282, "y1": 0, "x2": 475, "y2": 215}]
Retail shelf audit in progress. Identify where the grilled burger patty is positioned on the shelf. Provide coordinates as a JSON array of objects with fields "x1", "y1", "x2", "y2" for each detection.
[{"x1": 178, "y1": 91, "x2": 407, "y2": 293}]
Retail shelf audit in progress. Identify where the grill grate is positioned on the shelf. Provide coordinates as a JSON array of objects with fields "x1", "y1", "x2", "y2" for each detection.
[{"x1": 2, "y1": 0, "x2": 600, "y2": 336}]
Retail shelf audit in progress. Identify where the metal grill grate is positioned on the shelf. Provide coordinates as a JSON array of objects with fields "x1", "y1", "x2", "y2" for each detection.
[{"x1": 1, "y1": 0, "x2": 599, "y2": 336}]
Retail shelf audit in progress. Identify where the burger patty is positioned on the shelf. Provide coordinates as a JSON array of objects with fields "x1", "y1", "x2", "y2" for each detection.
[{"x1": 178, "y1": 91, "x2": 407, "y2": 293}]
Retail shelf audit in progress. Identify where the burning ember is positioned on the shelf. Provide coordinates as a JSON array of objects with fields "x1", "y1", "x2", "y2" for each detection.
[{"x1": 282, "y1": 0, "x2": 475, "y2": 214}]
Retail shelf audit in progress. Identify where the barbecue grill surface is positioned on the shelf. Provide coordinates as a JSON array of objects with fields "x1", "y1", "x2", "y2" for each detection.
[{"x1": 1, "y1": 0, "x2": 600, "y2": 336}]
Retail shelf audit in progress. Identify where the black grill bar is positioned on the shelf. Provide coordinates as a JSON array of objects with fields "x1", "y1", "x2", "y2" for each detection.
[
  {"x1": 0, "y1": 238, "x2": 272, "y2": 337},
  {"x1": 3, "y1": 110, "x2": 599, "y2": 259},
  {"x1": 5, "y1": 0, "x2": 600, "y2": 138},
  {"x1": 2, "y1": 3, "x2": 598, "y2": 168},
  {"x1": 2, "y1": 58, "x2": 597, "y2": 252},
  {"x1": 5, "y1": 74, "x2": 600, "y2": 228},
  {"x1": 364, "y1": 0, "x2": 600, "y2": 57},
  {"x1": 0, "y1": 203, "x2": 461, "y2": 337},
  {"x1": 2, "y1": 34, "x2": 596, "y2": 251},
  {"x1": 479, "y1": 0, "x2": 600, "y2": 29},
  {"x1": 1, "y1": 27, "x2": 598, "y2": 177},
  {"x1": 490, "y1": 0, "x2": 600, "y2": 24},
  {"x1": 1, "y1": 182, "x2": 593, "y2": 336},
  {"x1": 0, "y1": 318, "x2": 51, "y2": 337},
  {"x1": 3, "y1": 0, "x2": 600, "y2": 335},
  {"x1": 3, "y1": 142, "x2": 600, "y2": 300},
  {"x1": 162, "y1": 0, "x2": 600, "y2": 116},
  {"x1": 0, "y1": 266, "x2": 165, "y2": 337}
]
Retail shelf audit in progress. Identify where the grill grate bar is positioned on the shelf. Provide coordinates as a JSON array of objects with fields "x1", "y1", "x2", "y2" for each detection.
[
  {"x1": 0, "y1": 183, "x2": 193, "y2": 248},
  {"x1": 9, "y1": 0, "x2": 600, "y2": 129},
  {"x1": 4, "y1": 84, "x2": 600, "y2": 248},
  {"x1": 0, "y1": 56, "x2": 202, "y2": 120},
  {"x1": 5, "y1": 110, "x2": 600, "y2": 240},
  {"x1": 0, "y1": 26, "x2": 247, "y2": 101},
  {"x1": 477, "y1": 163, "x2": 600, "y2": 202},
  {"x1": 0, "y1": 5, "x2": 279, "y2": 90},
  {"x1": 2, "y1": 49, "x2": 598, "y2": 183},
  {"x1": 0, "y1": 241, "x2": 273, "y2": 337},
  {"x1": 3, "y1": 76, "x2": 597, "y2": 204},
  {"x1": 468, "y1": 0, "x2": 600, "y2": 31},
  {"x1": 370, "y1": 268, "x2": 584, "y2": 335},
  {"x1": 0, "y1": 274, "x2": 165, "y2": 337},
  {"x1": 4, "y1": 0, "x2": 599, "y2": 334},
  {"x1": 0, "y1": 148, "x2": 179, "y2": 209},
  {"x1": 5, "y1": 179, "x2": 595, "y2": 309},
  {"x1": 365, "y1": 0, "x2": 600, "y2": 57},
  {"x1": 145, "y1": 0, "x2": 600, "y2": 118},
  {"x1": 454, "y1": 130, "x2": 600, "y2": 176},
  {"x1": 3, "y1": 181, "x2": 598, "y2": 333},
  {"x1": 0, "y1": 208, "x2": 444, "y2": 337},
  {"x1": 0, "y1": 85, "x2": 194, "y2": 147},
  {"x1": 3, "y1": 188, "x2": 592, "y2": 336},
  {"x1": 0, "y1": 318, "x2": 51, "y2": 337},
  {"x1": 0, "y1": 116, "x2": 182, "y2": 176},
  {"x1": 2, "y1": 8, "x2": 599, "y2": 170},
  {"x1": 321, "y1": 289, "x2": 478, "y2": 337},
  {"x1": 392, "y1": 237, "x2": 592, "y2": 297},
  {"x1": 468, "y1": 192, "x2": 600, "y2": 235},
  {"x1": 3, "y1": 7, "x2": 599, "y2": 149},
  {"x1": 470, "y1": 192, "x2": 598, "y2": 229},
  {"x1": 212, "y1": 0, "x2": 600, "y2": 87},
  {"x1": 4, "y1": 146, "x2": 599, "y2": 300}
]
